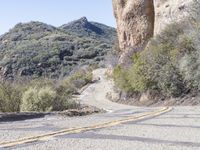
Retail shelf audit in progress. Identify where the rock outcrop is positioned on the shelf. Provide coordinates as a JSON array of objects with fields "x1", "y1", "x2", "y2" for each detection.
[
  {"x1": 112, "y1": 0, "x2": 200, "y2": 64},
  {"x1": 154, "y1": 0, "x2": 200, "y2": 35},
  {"x1": 112, "y1": 0, "x2": 154, "y2": 51}
]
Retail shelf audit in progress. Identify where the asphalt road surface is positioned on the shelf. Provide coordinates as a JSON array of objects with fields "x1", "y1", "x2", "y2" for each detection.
[{"x1": 0, "y1": 69, "x2": 200, "y2": 150}]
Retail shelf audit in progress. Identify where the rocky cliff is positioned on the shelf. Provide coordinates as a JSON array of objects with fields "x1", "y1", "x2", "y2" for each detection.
[
  {"x1": 112, "y1": 0, "x2": 154, "y2": 50},
  {"x1": 154, "y1": 0, "x2": 200, "y2": 35},
  {"x1": 113, "y1": 0, "x2": 200, "y2": 63}
]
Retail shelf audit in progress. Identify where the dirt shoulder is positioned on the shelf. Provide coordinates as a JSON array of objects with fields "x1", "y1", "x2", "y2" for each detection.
[
  {"x1": 0, "y1": 105, "x2": 103, "y2": 122},
  {"x1": 107, "y1": 90, "x2": 200, "y2": 107}
]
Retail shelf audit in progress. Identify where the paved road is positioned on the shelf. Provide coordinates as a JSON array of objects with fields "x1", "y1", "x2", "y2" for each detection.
[{"x1": 0, "y1": 69, "x2": 200, "y2": 150}]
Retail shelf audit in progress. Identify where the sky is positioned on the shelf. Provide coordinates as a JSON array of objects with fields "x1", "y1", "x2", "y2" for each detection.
[{"x1": 0, "y1": 0, "x2": 116, "y2": 35}]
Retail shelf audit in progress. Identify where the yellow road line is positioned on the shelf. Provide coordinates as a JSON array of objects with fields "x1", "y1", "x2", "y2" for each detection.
[{"x1": 0, "y1": 107, "x2": 172, "y2": 148}]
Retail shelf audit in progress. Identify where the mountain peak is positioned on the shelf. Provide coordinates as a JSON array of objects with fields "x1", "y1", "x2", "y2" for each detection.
[
  {"x1": 60, "y1": 17, "x2": 90, "y2": 30},
  {"x1": 78, "y1": 17, "x2": 88, "y2": 23},
  {"x1": 59, "y1": 17, "x2": 108, "y2": 36}
]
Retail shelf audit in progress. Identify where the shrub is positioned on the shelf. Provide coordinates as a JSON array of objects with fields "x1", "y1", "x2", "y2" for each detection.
[
  {"x1": 0, "y1": 67, "x2": 93, "y2": 112},
  {"x1": 21, "y1": 86, "x2": 56, "y2": 112},
  {"x1": 53, "y1": 84, "x2": 75, "y2": 111},
  {"x1": 113, "y1": 21, "x2": 200, "y2": 97},
  {"x1": 53, "y1": 69, "x2": 93, "y2": 111},
  {"x1": 128, "y1": 53, "x2": 150, "y2": 92},
  {"x1": 139, "y1": 42, "x2": 187, "y2": 97},
  {"x1": 61, "y1": 69, "x2": 93, "y2": 91},
  {"x1": 0, "y1": 83, "x2": 22, "y2": 112},
  {"x1": 25, "y1": 78, "x2": 54, "y2": 89},
  {"x1": 113, "y1": 65, "x2": 132, "y2": 92},
  {"x1": 21, "y1": 87, "x2": 39, "y2": 111},
  {"x1": 20, "y1": 69, "x2": 92, "y2": 112}
]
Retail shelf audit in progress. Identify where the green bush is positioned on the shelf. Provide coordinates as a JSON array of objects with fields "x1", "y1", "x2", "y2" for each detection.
[
  {"x1": 21, "y1": 86, "x2": 56, "y2": 112},
  {"x1": 61, "y1": 69, "x2": 93, "y2": 91},
  {"x1": 139, "y1": 42, "x2": 187, "y2": 97},
  {"x1": 21, "y1": 81, "x2": 80, "y2": 112},
  {"x1": 25, "y1": 78, "x2": 54, "y2": 89},
  {"x1": 113, "y1": 66, "x2": 132, "y2": 92},
  {"x1": 53, "y1": 85, "x2": 79, "y2": 111},
  {"x1": 0, "y1": 83, "x2": 22, "y2": 112},
  {"x1": 128, "y1": 53, "x2": 150, "y2": 92},
  {"x1": 20, "y1": 69, "x2": 92, "y2": 112},
  {"x1": 0, "y1": 67, "x2": 93, "y2": 112},
  {"x1": 52, "y1": 69, "x2": 92, "y2": 111}
]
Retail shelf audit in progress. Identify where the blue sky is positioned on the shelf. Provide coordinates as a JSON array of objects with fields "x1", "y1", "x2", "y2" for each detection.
[{"x1": 0, "y1": 0, "x2": 116, "y2": 35}]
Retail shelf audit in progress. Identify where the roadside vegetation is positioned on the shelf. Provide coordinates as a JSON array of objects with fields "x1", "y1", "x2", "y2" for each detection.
[
  {"x1": 0, "y1": 68, "x2": 93, "y2": 112},
  {"x1": 113, "y1": 20, "x2": 200, "y2": 98}
]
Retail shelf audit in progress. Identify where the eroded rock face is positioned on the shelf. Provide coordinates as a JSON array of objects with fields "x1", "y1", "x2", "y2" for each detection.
[
  {"x1": 112, "y1": 0, "x2": 155, "y2": 50},
  {"x1": 113, "y1": 0, "x2": 200, "y2": 64},
  {"x1": 154, "y1": 0, "x2": 200, "y2": 35}
]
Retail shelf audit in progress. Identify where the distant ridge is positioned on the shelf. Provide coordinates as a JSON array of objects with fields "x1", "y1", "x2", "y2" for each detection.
[{"x1": 0, "y1": 17, "x2": 117, "y2": 81}]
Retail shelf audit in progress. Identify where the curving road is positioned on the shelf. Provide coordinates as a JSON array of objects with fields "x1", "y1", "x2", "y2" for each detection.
[{"x1": 0, "y1": 69, "x2": 200, "y2": 150}]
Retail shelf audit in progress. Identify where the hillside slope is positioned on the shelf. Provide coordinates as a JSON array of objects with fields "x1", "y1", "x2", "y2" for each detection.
[{"x1": 0, "y1": 17, "x2": 116, "y2": 80}]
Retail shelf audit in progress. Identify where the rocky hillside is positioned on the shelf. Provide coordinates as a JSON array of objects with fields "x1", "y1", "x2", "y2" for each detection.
[
  {"x1": 112, "y1": 0, "x2": 200, "y2": 105},
  {"x1": 0, "y1": 17, "x2": 116, "y2": 81},
  {"x1": 112, "y1": 0, "x2": 200, "y2": 64}
]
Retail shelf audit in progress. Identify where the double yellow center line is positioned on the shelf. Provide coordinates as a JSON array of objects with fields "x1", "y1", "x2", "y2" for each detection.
[{"x1": 0, "y1": 107, "x2": 172, "y2": 148}]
